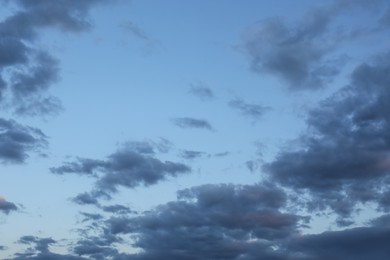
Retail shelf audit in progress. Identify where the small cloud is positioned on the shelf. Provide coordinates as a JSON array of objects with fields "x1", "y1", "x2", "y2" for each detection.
[
  {"x1": 172, "y1": 117, "x2": 213, "y2": 131},
  {"x1": 229, "y1": 99, "x2": 270, "y2": 122},
  {"x1": 0, "y1": 118, "x2": 48, "y2": 164},
  {"x1": 120, "y1": 21, "x2": 150, "y2": 41},
  {"x1": 188, "y1": 81, "x2": 215, "y2": 100},
  {"x1": 0, "y1": 197, "x2": 18, "y2": 215},
  {"x1": 180, "y1": 150, "x2": 205, "y2": 160}
]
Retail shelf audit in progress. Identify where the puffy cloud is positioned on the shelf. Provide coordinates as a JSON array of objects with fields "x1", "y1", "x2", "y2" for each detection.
[
  {"x1": 0, "y1": 118, "x2": 47, "y2": 164},
  {"x1": 172, "y1": 117, "x2": 213, "y2": 130},
  {"x1": 113, "y1": 183, "x2": 304, "y2": 259},
  {"x1": 51, "y1": 142, "x2": 190, "y2": 194},
  {"x1": 264, "y1": 52, "x2": 390, "y2": 218}
]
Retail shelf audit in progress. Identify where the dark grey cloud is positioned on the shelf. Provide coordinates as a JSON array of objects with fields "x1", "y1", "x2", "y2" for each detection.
[
  {"x1": 108, "y1": 182, "x2": 305, "y2": 259},
  {"x1": 172, "y1": 117, "x2": 213, "y2": 130},
  {"x1": 229, "y1": 99, "x2": 270, "y2": 122},
  {"x1": 101, "y1": 204, "x2": 133, "y2": 215},
  {"x1": 0, "y1": 0, "x2": 105, "y2": 115},
  {"x1": 264, "y1": 52, "x2": 390, "y2": 218},
  {"x1": 0, "y1": 198, "x2": 18, "y2": 214},
  {"x1": 18, "y1": 236, "x2": 55, "y2": 254},
  {"x1": 51, "y1": 143, "x2": 190, "y2": 194},
  {"x1": 72, "y1": 192, "x2": 100, "y2": 206},
  {"x1": 0, "y1": 118, "x2": 47, "y2": 164},
  {"x1": 242, "y1": 0, "x2": 387, "y2": 90},
  {"x1": 188, "y1": 81, "x2": 215, "y2": 100},
  {"x1": 288, "y1": 226, "x2": 390, "y2": 260}
]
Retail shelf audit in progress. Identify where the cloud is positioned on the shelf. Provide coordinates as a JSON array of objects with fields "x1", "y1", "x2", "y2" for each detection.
[
  {"x1": 180, "y1": 150, "x2": 205, "y2": 160},
  {"x1": 288, "y1": 226, "x2": 390, "y2": 260},
  {"x1": 107, "y1": 182, "x2": 305, "y2": 259},
  {"x1": 12, "y1": 236, "x2": 88, "y2": 260},
  {"x1": 241, "y1": 0, "x2": 387, "y2": 90},
  {"x1": 0, "y1": 198, "x2": 18, "y2": 215},
  {"x1": 172, "y1": 117, "x2": 213, "y2": 130},
  {"x1": 263, "y1": 52, "x2": 390, "y2": 218},
  {"x1": 120, "y1": 21, "x2": 150, "y2": 41},
  {"x1": 0, "y1": 118, "x2": 47, "y2": 164},
  {"x1": 188, "y1": 81, "x2": 215, "y2": 100},
  {"x1": 51, "y1": 142, "x2": 191, "y2": 194},
  {"x1": 72, "y1": 192, "x2": 100, "y2": 206},
  {"x1": 229, "y1": 99, "x2": 270, "y2": 122},
  {"x1": 0, "y1": 0, "x2": 106, "y2": 116},
  {"x1": 101, "y1": 204, "x2": 133, "y2": 215}
]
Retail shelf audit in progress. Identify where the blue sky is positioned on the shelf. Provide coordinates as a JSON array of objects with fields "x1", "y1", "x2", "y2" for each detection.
[{"x1": 1, "y1": 0, "x2": 390, "y2": 259}]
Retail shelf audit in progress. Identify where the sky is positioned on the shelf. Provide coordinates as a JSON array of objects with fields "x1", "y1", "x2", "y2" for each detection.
[{"x1": 1, "y1": 0, "x2": 390, "y2": 259}]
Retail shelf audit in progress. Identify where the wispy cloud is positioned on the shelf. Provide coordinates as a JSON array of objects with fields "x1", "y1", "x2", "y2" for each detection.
[{"x1": 172, "y1": 117, "x2": 214, "y2": 131}]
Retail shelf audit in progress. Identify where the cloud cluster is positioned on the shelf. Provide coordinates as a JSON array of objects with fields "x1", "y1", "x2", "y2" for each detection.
[
  {"x1": 10, "y1": 235, "x2": 87, "y2": 260},
  {"x1": 51, "y1": 142, "x2": 190, "y2": 197},
  {"x1": 0, "y1": 0, "x2": 104, "y2": 115},
  {"x1": 102, "y1": 182, "x2": 303, "y2": 259},
  {"x1": 264, "y1": 52, "x2": 390, "y2": 219},
  {"x1": 242, "y1": 0, "x2": 388, "y2": 90}
]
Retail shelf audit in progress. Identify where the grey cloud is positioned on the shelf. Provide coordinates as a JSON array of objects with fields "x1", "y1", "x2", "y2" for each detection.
[
  {"x1": 0, "y1": 199, "x2": 18, "y2": 214},
  {"x1": 111, "y1": 183, "x2": 304, "y2": 259},
  {"x1": 51, "y1": 143, "x2": 191, "y2": 194},
  {"x1": 50, "y1": 158, "x2": 106, "y2": 176},
  {"x1": 0, "y1": 0, "x2": 105, "y2": 116},
  {"x1": 172, "y1": 117, "x2": 213, "y2": 130},
  {"x1": 189, "y1": 82, "x2": 215, "y2": 100},
  {"x1": 180, "y1": 150, "x2": 205, "y2": 160},
  {"x1": 80, "y1": 212, "x2": 103, "y2": 222},
  {"x1": 101, "y1": 204, "x2": 133, "y2": 215},
  {"x1": 18, "y1": 236, "x2": 55, "y2": 254},
  {"x1": 214, "y1": 151, "x2": 229, "y2": 157},
  {"x1": 288, "y1": 226, "x2": 390, "y2": 260},
  {"x1": 242, "y1": 0, "x2": 386, "y2": 90},
  {"x1": 0, "y1": 118, "x2": 47, "y2": 164},
  {"x1": 264, "y1": 52, "x2": 390, "y2": 218},
  {"x1": 229, "y1": 99, "x2": 270, "y2": 122},
  {"x1": 72, "y1": 192, "x2": 100, "y2": 206}
]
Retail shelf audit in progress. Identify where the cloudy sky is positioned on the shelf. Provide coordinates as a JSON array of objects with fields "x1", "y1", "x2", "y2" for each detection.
[{"x1": 1, "y1": 0, "x2": 390, "y2": 259}]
